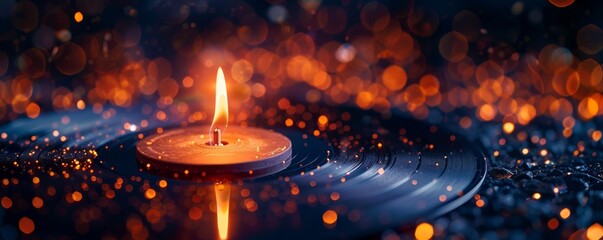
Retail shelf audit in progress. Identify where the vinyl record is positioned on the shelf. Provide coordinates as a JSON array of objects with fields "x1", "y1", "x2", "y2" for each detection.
[{"x1": 0, "y1": 106, "x2": 487, "y2": 239}]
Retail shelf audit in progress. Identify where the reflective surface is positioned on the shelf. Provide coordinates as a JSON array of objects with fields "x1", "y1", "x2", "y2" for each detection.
[{"x1": 0, "y1": 106, "x2": 486, "y2": 239}]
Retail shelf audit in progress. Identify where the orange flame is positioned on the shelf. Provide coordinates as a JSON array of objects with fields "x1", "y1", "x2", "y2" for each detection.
[
  {"x1": 210, "y1": 67, "x2": 229, "y2": 144},
  {"x1": 214, "y1": 183, "x2": 230, "y2": 240}
]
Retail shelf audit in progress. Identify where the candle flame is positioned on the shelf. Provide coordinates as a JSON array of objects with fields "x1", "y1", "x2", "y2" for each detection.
[
  {"x1": 214, "y1": 183, "x2": 230, "y2": 240},
  {"x1": 210, "y1": 67, "x2": 228, "y2": 144}
]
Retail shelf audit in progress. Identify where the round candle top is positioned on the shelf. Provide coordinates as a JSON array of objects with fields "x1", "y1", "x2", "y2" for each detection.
[{"x1": 136, "y1": 125, "x2": 292, "y2": 180}]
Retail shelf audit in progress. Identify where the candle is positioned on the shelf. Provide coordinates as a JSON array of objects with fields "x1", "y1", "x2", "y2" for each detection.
[
  {"x1": 136, "y1": 67, "x2": 292, "y2": 180},
  {"x1": 136, "y1": 67, "x2": 292, "y2": 239}
]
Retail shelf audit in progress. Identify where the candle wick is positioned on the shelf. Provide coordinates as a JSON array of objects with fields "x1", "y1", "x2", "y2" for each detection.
[{"x1": 212, "y1": 128, "x2": 223, "y2": 146}]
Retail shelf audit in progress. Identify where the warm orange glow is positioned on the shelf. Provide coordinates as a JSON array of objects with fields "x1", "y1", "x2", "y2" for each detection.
[
  {"x1": 532, "y1": 192, "x2": 541, "y2": 200},
  {"x1": 318, "y1": 115, "x2": 328, "y2": 126},
  {"x1": 182, "y1": 76, "x2": 194, "y2": 88},
  {"x1": 74, "y1": 12, "x2": 84, "y2": 23},
  {"x1": 72, "y1": 191, "x2": 83, "y2": 202},
  {"x1": 330, "y1": 192, "x2": 340, "y2": 201},
  {"x1": 517, "y1": 104, "x2": 536, "y2": 125},
  {"x1": 210, "y1": 67, "x2": 229, "y2": 144},
  {"x1": 285, "y1": 118, "x2": 294, "y2": 127},
  {"x1": 158, "y1": 180, "x2": 168, "y2": 188},
  {"x1": 243, "y1": 199, "x2": 258, "y2": 212},
  {"x1": 322, "y1": 210, "x2": 338, "y2": 224},
  {"x1": 25, "y1": 103, "x2": 40, "y2": 118},
  {"x1": 19, "y1": 217, "x2": 35, "y2": 234},
  {"x1": 578, "y1": 97, "x2": 599, "y2": 120},
  {"x1": 587, "y1": 223, "x2": 603, "y2": 240},
  {"x1": 214, "y1": 183, "x2": 230, "y2": 240},
  {"x1": 548, "y1": 0, "x2": 575, "y2": 8},
  {"x1": 188, "y1": 207, "x2": 203, "y2": 220},
  {"x1": 382, "y1": 65, "x2": 407, "y2": 91},
  {"x1": 415, "y1": 222, "x2": 434, "y2": 240},
  {"x1": 478, "y1": 104, "x2": 497, "y2": 121},
  {"x1": 503, "y1": 122, "x2": 515, "y2": 134},
  {"x1": 476, "y1": 199, "x2": 485, "y2": 207},
  {"x1": 593, "y1": 130, "x2": 602, "y2": 141},
  {"x1": 1, "y1": 197, "x2": 12, "y2": 209},
  {"x1": 291, "y1": 186, "x2": 300, "y2": 195},
  {"x1": 32, "y1": 197, "x2": 43, "y2": 209},
  {"x1": 460, "y1": 117, "x2": 472, "y2": 128},
  {"x1": 547, "y1": 218, "x2": 559, "y2": 230},
  {"x1": 560, "y1": 208, "x2": 571, "y2": 219},
  {"x1": 522, "y1": 148, "x2": 529, "y2": 155},
  {"x1": 145, "y1": 189, "x2": 156, "y2": 199}
]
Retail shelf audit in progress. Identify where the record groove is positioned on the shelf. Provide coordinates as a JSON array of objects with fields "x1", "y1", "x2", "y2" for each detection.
[{"x1": 0, "y1": 107, "x2": 487, "y2": 239}]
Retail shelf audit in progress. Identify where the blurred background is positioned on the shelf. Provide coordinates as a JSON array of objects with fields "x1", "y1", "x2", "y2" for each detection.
[{"x1": 0, "y1": 0, "x2": 602, "y2": 129}]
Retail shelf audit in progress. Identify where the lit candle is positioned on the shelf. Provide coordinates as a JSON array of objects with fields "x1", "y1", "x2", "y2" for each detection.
[
  {"x1": 137, "y1": 67, "x2": 292, "y2": 239},
  {"x1": 136, "y1": 67, "x2": 292, "y2": 180}
]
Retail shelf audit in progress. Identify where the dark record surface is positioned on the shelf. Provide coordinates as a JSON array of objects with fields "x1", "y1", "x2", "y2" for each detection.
[{"x1": 0, "y1": 105, "x2": 487, "y2": 239}]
